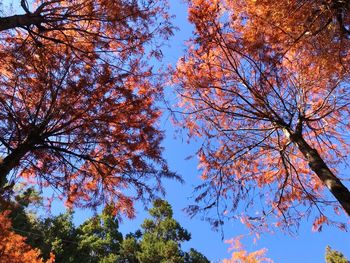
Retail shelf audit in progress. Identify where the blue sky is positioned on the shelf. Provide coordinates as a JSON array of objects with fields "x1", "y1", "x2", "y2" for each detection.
[{"x1": 2, "y1": 0, "x2": 350, "y2": 262}]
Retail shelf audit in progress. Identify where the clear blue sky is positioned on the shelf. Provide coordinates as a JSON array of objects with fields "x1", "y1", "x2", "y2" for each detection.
[{"x1": 3, "y1": 0, "x2": 350, "y2": 262}]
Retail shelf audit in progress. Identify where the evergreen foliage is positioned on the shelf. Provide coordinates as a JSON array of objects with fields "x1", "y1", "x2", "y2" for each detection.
[{"x1": 2, "y1": 194, "x2": 208, "y2": 262}]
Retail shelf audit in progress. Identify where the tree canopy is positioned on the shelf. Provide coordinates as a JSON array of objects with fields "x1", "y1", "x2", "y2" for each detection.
[
  {"x1": 0, "y1": 0, "x2": 176, "y2": 216},
  {"x1": 174, "y1": 0, "x2": 350, "y2": 231},
  {"x1": 129, "y1": 199, "x2": 209, "y2": 263}
]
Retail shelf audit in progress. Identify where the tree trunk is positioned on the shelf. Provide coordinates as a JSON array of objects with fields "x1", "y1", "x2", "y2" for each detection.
[
  {"x1": 0, "y1": 142, "x2": 33, "y2": 191},
  {"x1": 0, "y1": 13, "x2": 44, "y2": 32},
  {"x1": 290, "y1": 133, "x2": 350, "y2": 216}
]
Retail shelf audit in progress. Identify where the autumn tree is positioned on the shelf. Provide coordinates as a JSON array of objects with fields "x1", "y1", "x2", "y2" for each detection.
[
  {"x1": 0, "y1": 0, "x2": 172, "y2": 61},
  {"x1": 0, "y1": 210, "x2": 54, "y2": 263},
  {"x1": 174, "y1": 0, "x2": 350, "y2": 231},
  {"x1": 0, "y1": 0, "x2": 176, "y2": 215},
  {"x1": 0, "y1": 187, "x2": 71, "y2": 261}
]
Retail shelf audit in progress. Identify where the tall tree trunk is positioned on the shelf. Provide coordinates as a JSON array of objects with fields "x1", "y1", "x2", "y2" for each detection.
[{"x1": 289, "y1": 133, "x2": 350, "y2": 216}]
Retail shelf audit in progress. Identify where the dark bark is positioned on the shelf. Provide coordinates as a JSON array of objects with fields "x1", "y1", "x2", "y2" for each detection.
[
  {"x1": 0, "y1": 13, "x2": 45, "y2": 32},
  {"x1": 0, "y1": 129, "x2": 43, "y2": 191},
  {"x1": 0, "y1": 142, "x2": 32, "y2": 190},
  {"x1": 290, "y1": 133, "x2": 350, "y2": 216}
]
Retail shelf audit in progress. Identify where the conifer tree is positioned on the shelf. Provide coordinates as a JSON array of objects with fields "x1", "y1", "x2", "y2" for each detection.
[{"x1": 120, "y1": 199, "x2": 209, "y2": 263}]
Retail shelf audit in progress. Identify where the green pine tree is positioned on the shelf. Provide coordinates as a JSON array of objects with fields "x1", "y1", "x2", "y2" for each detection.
[
  {"x1": 33, "y1": 211, "x2": 79, "y2": 262},
  {"x1": 119, "y1": 199, "x2": 209, "y2": 263},
  {"x1": 76, "y1": 205, "x2": 123, "y2": 263},
  {"x1": 35, "y1": 207, "x2": 124, "y2": 262}
]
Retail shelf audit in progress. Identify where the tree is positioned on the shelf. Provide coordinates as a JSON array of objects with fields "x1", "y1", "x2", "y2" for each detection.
[
  {"x1": 137, "y1": 199, "x2": 192, "y2": 263},
  {"x1": 2, "y1": 187, "x2": 40, "y2": 234},
  {"x1": 1, "y1": 187, "x2": 46, "y2": 252},
  {"x1": 30, "y1": 208, "x2": 124, "y2": 262},
  {"x1": 0, "y1": 0, "x2": 172, "y2": 61},
  {"x1": 325, "y1": 246, "x2": 349, "y2": 263},
  {"x1": 0, "y1": 0, "x2": 177, "y2": 215},
  {"x1": 223, "y1": 249, "x2": 272, "y2": 263},
  {"x1": 2, "y1": 197, "x2": 209, "y2": 262},
  {"x1": 0, "y1": 188, "x2": 122, "y2": 262},
  {"x1": 174, "y1": 0, "x2": 350, "y2": 231},
  {"x1": 32, "y1": 211, "x2": 81, "y2": 262},
  {"x1": 120, "y1": 199, "x2": 210, "y2": 263},
  {"x1": 0, "y1": 210, "x2": 54, "y2": 263},
  {"x1": 5, "y1": 201, "x2": 124, "y2": 262},
  {"x1": 184, "y1": 249, "x2": 212, "y2": 263},
  {"x1": 76, "y1": 206, "x2": 123, "y2": 263}
]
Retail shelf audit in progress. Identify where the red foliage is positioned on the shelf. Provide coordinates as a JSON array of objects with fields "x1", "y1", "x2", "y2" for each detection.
[
  {"x1": 0, "y1": 0, "x2": 176, "y2": 217},
  {"x1": 0, "y1": 211, "x2": 55, "y2": 263}
]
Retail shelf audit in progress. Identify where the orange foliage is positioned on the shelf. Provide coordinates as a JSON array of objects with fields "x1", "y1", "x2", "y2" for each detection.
[
  {"x1": 0, "y1": 211, "x2": 55, "y2": 263},
  {"x1": 225, "y1": 0, "x2": 350, "y2": 69},
  {"x1": 223, "y1": 236, "x2": 273, "y2": 263},
  {"x1": 176, "y1": 0, "x2": 350, "y2": 230},
  {"x1": 0, "y1": 0, "x2": 176, "y2": 217}
]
